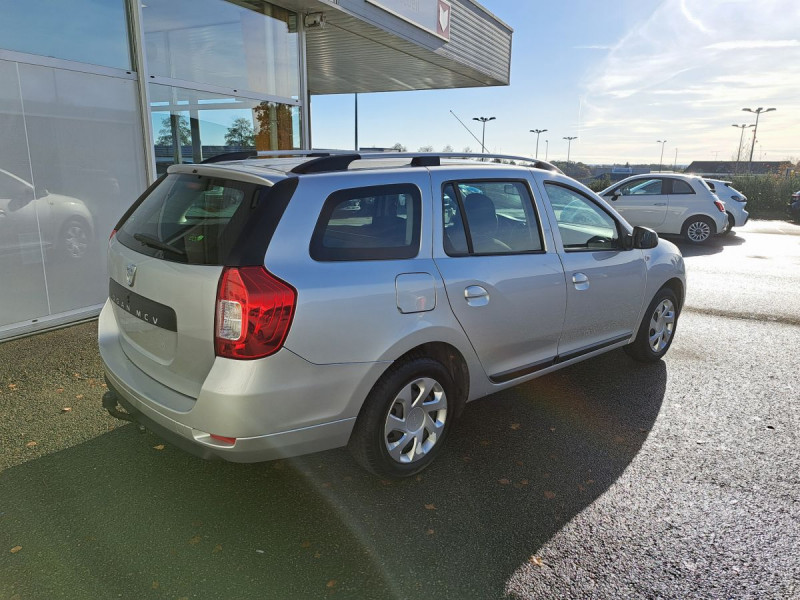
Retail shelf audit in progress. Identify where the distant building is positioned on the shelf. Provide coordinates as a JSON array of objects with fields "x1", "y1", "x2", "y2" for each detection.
[{"x1": 591, "y1": 165, "x2": 652, "y2": 182}]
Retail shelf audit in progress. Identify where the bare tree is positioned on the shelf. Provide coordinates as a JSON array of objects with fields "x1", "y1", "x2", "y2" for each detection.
[
  {"x1": 391, "y1": 142, "x2": 407, "y2": 152},
  {"x1": 418, "y1": 145, "x2": 434, "y2": 152}
]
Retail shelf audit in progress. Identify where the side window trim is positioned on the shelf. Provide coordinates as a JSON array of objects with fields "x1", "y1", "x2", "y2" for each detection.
[
  {"x1": 441, "y1": 178, "x2": 546, "y2": 257},
  {"x1": 450, "y1": 181, "x2": 474, "y2": 255}
]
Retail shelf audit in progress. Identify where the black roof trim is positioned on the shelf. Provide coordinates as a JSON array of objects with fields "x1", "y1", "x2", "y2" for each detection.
[
  {"x1": 410, "y1": 156, "x2": 441, "y2": 167},
  {"x1": 201, "y1": 151, "x2": 257, "y2": 163},
  {"x1": 290, "y1": 154, "x2": 361, "y2": 174}
]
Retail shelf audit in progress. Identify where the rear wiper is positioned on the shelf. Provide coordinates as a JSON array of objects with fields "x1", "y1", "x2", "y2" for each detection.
[{"x1": 133, "y1": 233, "x2": 186, "y2": 257}]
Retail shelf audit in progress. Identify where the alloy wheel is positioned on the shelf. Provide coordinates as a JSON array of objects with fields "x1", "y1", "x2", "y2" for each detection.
[
  {"x1": 649, "y1": 298, "x2": 675, "y2": 352},
  {"x1": 384, "y1": 377, "x2": 447, "y2": 464}
]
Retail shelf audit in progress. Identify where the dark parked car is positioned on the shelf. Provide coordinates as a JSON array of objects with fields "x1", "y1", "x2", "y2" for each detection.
[{"x1": 790, "y1": 190, "x2": 800, "y2": 222}]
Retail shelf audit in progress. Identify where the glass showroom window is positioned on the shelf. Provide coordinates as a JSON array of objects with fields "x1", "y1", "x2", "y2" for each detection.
[
  {"x1": 0, "y1": 0, "x2": 131, "y2": 70},
  {"x1": 149, "y1": 85, "x2": 301, "y2": 174},
  {"x1": 0, "y1": 60, "x2": 146, "y2": 332},
  {"x1": 143, "y1": 0, "x2": 300, "y2": 99}
]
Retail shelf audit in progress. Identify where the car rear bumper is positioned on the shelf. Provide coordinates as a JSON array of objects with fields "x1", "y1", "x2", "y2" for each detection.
[
  {"x1": 99, "y1": 301, "x2": 388, "y2": 462},
  {"x1": 103, "y1": 374, "x2": 356, "y2": 463}
]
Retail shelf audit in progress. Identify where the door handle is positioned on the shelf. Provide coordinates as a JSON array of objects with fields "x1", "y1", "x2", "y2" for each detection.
[
  {"x1": 464, "y1": 285, "x2": 489, "y2": 307},
  {"x1": 572, "y1": 272, "x2": 590, "y2": 291},
  {"x1": 653, "y1": 202, "x2": 667, "y2": 206}
]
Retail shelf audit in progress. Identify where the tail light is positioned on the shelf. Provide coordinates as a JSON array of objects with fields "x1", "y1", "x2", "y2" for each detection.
[
  {"x1": 109, "y1": 229, "x2": 117, "y2": 240},
  {"x1": 714, "y1": 200, "x2": 726, "y2": 213},
  {"x1": 215, "y1": 266, "x2": 296, "y2": 360}
]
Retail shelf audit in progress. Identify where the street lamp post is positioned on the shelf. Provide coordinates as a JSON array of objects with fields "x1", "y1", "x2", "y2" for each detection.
[
  {"x1": 472, "y1": 116, "x2": 495, "y2": 155},
  {"x1": 563, "y1": 136, "x2": 577, "y2": 162},
  {"x1": 656, "y1": 140, "x2": 667, "y2": 172},
  {"x1": 731, "y1": 123, "x2": 755, "y2": 173},
  {"x1": 545, "y1": 140, "x2": 549, "y2": 161},
  {"x1": 529, "y1": 128, "x2": 547, "y2": 159},
  {"x1": 742, "y1": 107, "x2": 776, "y2": 173}
]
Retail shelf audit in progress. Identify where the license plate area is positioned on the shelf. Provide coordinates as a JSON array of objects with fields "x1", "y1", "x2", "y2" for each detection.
[{"x1": 109, "y1": 279, "x2": 177, "y2": 331}]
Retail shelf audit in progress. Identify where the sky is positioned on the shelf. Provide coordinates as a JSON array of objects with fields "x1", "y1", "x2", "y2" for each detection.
[{"x1": 309, "y1": 0, "x2": 800, "y2": 166}]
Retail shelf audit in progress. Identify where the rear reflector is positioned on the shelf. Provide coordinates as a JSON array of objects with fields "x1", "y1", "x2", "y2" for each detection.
[
  {"x1": 210, "y1": 434, "x2": 236, "y2": 444},
  {"x1": 215, "y1": 266, "x2": 296, "y2": 360}
]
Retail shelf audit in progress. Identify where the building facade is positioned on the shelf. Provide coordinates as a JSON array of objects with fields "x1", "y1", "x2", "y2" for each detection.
[{"x1": 0, "y1": 0, "x2": 512, "y2": 340}]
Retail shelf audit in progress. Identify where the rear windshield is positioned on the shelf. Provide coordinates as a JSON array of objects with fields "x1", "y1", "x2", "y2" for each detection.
[{"x1": 117, "y1": 174, "x2": 263, "y2": 265}]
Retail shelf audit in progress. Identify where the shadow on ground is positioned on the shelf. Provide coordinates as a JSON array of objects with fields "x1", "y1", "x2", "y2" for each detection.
[
  {"x1": 667, "y1": 231, "x2": 745, "y2": 257},
  {"x1": 1, "y1": 352, "x2": 666, "y2": 599}
]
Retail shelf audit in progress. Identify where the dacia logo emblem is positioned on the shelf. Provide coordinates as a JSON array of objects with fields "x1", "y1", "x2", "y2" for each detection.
[{"x1": 126, "y1": 264, "x2": 137, "y2": 287}]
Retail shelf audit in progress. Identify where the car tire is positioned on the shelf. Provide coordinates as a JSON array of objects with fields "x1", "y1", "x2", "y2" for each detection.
[
  {"x1": 624, "y1": 287, "x2": 679, "y2": 363},
  {"x1": 349, "y1": 357, "x2": 455, "y2": 478},
  {"x1": 59, "y1": 218, "x2": 91, "y2": 260},
  {"x1": 681, "y1": 216, "x2": 715, "y2": 244},
  {"x1": 720, "y1": 213, "x2": 735, "y2": 236}
]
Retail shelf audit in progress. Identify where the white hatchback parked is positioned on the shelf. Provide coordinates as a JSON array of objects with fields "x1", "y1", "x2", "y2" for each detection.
[
  {"x1": 600, "y1": 173, "x2": 727, "y2": 244},
  {"x1": 703, "y1": 179, "x2": 749, "y2": 234}
]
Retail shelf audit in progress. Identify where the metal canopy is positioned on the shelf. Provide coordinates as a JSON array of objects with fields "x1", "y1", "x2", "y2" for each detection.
[{"x1": 276, "y1": 0, "x2": 512, "y2": 94}]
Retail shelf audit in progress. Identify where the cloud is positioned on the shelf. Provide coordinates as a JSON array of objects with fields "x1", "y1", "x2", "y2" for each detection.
[
  {"x1": 579, "y1": 0, "x2": 800, "y2": 162},
  {"x1": 704, "y1": 39, "x2": 800, "y2": 50}
]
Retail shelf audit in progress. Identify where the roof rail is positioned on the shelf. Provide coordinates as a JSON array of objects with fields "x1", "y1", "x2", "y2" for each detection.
[
  {"x1": 356, "y1": 152, "x2": 564, "y2": 174},
  {"x1": 202, "y1": 149, "x2": 564, "y2": 175},
  {"x1": 201, "y1": 150, "x2": 257, "y2": 163},
  {"x1": 290, "y1": 154, "x2": 360, "y2": 174}
]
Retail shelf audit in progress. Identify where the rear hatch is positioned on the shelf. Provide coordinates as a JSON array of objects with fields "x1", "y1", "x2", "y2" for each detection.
[{"x1": 109, "y1": 169, "x2": 284, "y2": 398}]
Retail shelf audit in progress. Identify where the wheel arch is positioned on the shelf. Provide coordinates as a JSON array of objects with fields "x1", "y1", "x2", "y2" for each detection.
[
  {"x1": 662, "y1": 277, "x2": 685, "y2": 311},
  {"x1": 376, "y1": 341, "x2": 471, "y2": 419}
]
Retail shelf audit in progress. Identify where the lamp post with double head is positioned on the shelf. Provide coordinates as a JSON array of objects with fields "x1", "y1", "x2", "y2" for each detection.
[
  {"x1": 731, "y1": 123, "x2": 754, "y2": 173},
  {"x1": 472, "y1": 116, "x2": 495, "y2": 156},
  {"x1": 563, "y1": 136, "x2": 577, "y2": 162},
  {"x1": 742, "y1": 107, "x2": 775, "y2": 173},
  {"x1": 530, "y1": 128, "x2": 547, "y2": 159},
  {"x1": 656, "y1": 140, "x2": 667, "y2": 172}
]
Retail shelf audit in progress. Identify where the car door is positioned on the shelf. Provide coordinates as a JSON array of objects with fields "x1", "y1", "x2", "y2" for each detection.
[
  {"x1": 539, "y1": 180, "x2": 647, "y2": 358},
  {"x1": 604, "y1": 177, "x2": 668, "y2": 229},
  {"x1": 432, "y1": 171, "x2": 567, "y2": 382}
]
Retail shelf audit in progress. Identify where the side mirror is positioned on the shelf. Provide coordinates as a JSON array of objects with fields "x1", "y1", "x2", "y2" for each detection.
[
  {"x1": 632, "y1": 226, "x2": 658, "y2": 249},
  {"x1": 609, "y1": 192, "x2": 620, "y2": 201}
]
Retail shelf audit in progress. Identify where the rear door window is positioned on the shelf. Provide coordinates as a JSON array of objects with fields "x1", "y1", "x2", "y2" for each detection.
[
  {"x1": 116, "y1": 173, "x2": 262, "y2": 265},
  {"x1": 442, "y1": 180, "x2": 543, "y2": 256},
  {"x1": 670, "y1": 179, "x2": 695, "y2": 194},
  {"x1": 310, "y1": 184, "x2": 421, "y2": 261}
]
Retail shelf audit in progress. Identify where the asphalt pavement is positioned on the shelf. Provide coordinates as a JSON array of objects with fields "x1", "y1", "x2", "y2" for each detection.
[{"x1": 1, "y1": 220, "x2": 798, "y2": 599}]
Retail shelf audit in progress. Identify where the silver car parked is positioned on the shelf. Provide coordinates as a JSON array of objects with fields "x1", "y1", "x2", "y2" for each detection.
[{"x1": 100, "y1": 152, "x2": 686, "y2": 477}]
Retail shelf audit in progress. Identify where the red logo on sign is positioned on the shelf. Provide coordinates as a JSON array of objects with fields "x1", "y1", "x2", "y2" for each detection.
[{"x1": 437, "y1": 0, "x2": 451, "y2": 40}]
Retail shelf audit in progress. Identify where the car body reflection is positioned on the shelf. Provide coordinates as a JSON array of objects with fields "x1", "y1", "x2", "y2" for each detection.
[{"x1": 0, "y1": 168, "x2": 95, "y2": 260}]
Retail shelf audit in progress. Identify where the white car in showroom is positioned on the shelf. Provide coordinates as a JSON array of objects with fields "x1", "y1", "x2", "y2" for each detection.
[
  {"x1": 600, "y1": 173, "x2": 727, "y2": 244},
  {"x1": 703, "y1": 179, "x2": 749, "y2": 234}
]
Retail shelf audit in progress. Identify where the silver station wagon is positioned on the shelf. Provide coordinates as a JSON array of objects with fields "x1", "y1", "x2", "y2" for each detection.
[{"x1": 100, "y1": 152, "x2": 686, "y2": 477}]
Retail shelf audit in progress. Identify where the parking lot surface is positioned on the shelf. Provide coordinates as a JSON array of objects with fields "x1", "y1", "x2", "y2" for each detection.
[{"x1": 1, "y1": 220, "x2": 798, "y2": 599}]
